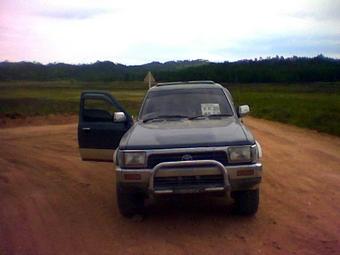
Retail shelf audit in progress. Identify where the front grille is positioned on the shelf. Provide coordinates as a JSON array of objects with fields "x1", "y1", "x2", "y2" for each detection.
[
  {"x1": 147, "y1": 151, "x2": 227, "y2": 168},
  {"x1": 154, "y1": 175, "x2": 224, "y2": 190}
]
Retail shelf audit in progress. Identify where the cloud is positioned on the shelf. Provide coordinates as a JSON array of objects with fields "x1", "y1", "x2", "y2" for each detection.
[
  {"x1": 37, "y1": 7, "x2": 111, "y2": 20},
  {"x1": 1, "y1": 0, "x2": 340, "y2": 63},
  {"x1": 214, "y1": 34, "x2": 340, "y2": 60},
  {"x1": 286, "y1": 0, "x2": 340, "y2": 21}
]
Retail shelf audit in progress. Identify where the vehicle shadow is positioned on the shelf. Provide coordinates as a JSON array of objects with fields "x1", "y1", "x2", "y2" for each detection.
[
  {"x1": 112, "y1": 195, "x2": 262, "y2": 255},
  {"x1": 143, "y1": 194, "x2": 256, "y2": 222}
]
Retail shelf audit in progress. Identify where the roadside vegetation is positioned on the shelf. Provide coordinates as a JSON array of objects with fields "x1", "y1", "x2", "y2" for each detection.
[
  {"x1": 227, "y1": 83, "x2": 340, "y2": 136},
  {"x1": 0, "y1": 81, "x2": 339, "y2": 136},
  {"x1": 0, "y1": 81, "x2": 147, "y2": 117}
]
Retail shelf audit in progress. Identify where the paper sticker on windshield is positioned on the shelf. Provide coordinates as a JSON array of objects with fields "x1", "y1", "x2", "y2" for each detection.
[{"x1": 201, "y1": 104, "x2": 221, "y2": 115}]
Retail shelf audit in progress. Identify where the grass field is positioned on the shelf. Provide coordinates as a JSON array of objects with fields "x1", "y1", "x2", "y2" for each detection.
[
  {"x1": 0, "y1": 81, "x2": 147, "y2": 117},
  {"x1": 0, "y1": 81, "x2": 340, "y2": 136},
  {"x1": 228, "y1": 83, "x2": 340, "y2": 136}
]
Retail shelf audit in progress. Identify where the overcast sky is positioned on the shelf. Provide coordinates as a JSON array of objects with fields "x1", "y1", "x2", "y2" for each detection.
[{"x1": 0, "y1": 0, "x2": 339, "y2": 64}]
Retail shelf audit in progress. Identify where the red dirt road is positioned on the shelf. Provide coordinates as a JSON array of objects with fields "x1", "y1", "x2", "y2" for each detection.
[{"x1": 0, "y1": 117, "x2": 339, "y2": 255}]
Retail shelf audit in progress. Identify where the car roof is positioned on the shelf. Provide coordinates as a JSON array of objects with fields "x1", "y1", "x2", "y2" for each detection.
[{"x1": 149, "y1": 81, "x2": 225, "y2": 91}]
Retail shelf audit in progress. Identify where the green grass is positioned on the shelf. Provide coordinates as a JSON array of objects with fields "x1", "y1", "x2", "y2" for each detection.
[
  {"x1": 1, "y1": 81, "x2": 340, "y2": 136},
  {"x1": 0, "y1": 81, "x2": 148, "y2": 117},
  {"x1": 226, "y1": 83, "x2": 340, "y2": 136}
]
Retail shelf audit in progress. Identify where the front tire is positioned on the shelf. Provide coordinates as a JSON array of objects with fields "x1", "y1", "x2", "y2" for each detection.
[
  {"x1": 232, "y1": 189, "x2": 259, "y2": 216},
  {"x1": 116, "y1": 185, "x2": 145, "y2": 217}
]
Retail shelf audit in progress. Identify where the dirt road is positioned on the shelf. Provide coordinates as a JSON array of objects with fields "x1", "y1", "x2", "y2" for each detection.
[{"x1": 0, "y1": 117, "x2": 339, "y2": 255}]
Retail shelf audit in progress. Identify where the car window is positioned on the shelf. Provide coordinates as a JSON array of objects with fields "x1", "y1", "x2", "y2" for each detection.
[
  {"x1": 140, "y1": 88, "x2": 233, "y2": 119},
  {"x1": 83, "y1": 98, "x2": 117, "y2": 122}
]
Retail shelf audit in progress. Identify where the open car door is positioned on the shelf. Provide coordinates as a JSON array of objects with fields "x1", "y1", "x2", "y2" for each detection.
[{"x1": 78, "y1": 91, "x2": 133, "y2": 162}]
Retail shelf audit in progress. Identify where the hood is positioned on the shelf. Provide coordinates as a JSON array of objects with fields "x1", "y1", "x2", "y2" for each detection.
[{"x1": 119, "y1": 118, "x2": 254, "y2": 150}]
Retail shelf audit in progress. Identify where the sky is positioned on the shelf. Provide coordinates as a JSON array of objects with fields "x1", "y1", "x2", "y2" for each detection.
[{"x1": 0, "y1": 0, "x2": 339, "y2": 64}]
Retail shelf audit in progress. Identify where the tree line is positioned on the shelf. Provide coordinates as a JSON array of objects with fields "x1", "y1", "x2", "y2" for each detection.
[{"x1": 0, "y1": 55, "x2": 339, "y2": 83}]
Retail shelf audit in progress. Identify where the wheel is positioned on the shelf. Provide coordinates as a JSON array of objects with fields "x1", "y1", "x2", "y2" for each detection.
[
  {"x1": 232, "y1": 189, "x2": 259, "y2": 216},
  {"x1": 116, "y1": 185, "x2": 145, "y2": 217}
]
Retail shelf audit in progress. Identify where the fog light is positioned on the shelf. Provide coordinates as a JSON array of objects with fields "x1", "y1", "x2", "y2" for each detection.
[
  {"x1": 237, "y1": 169, "x2": 254, "y2": 176},
  {"x1": 123, "y1": 173, "x2": 141, "y2": 180}
]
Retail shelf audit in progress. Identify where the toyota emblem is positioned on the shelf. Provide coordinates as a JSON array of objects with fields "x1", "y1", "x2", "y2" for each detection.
[{"x1": 181, "y1": 154, "x2": 193, "y2": 161}]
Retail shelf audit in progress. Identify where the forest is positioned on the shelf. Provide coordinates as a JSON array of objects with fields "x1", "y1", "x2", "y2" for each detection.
[{"x1": 0, "y1": 55, "x2": 339, "y2": 83}]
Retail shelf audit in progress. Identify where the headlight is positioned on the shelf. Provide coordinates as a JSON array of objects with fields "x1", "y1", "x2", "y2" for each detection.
[
  {"x1": 228, "y1": 146, "x2": 252, "y2": 163},
  {"x1": 122, "y1": 152, "x2": 146, "y2": 168}
]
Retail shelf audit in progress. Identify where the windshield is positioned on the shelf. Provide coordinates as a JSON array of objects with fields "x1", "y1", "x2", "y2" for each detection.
[{"x1": 139, "y1": 88, "x2": 234, "y2": 120}]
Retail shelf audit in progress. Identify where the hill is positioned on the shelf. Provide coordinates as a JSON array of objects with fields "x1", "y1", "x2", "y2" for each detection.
[{"x1": 0, "y1": 56, "x2": 339, "y2": 83}]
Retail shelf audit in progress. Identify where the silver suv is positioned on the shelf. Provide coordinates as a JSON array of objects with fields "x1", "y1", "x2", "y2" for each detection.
[{"x1": 78, "y1": 81, "x2": 263, "y2": 217}]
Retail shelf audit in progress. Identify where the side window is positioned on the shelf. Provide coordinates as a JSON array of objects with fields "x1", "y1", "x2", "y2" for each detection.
[{"x1": 83, "y1": 98, "x2": 117, "y2": 122}]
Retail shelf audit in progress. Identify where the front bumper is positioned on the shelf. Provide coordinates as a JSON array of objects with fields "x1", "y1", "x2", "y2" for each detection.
[{"x1": 116, "y1": 160, "x2": 262, "y2": 195}]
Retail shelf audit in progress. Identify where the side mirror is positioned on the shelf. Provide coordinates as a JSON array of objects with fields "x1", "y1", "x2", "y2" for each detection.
[
  {"x1": 238, "y1": 105, "x2": 250, "y2": 117},
  {"x1": 113, "y1": 112, "x2": 127, "y2": 122}
]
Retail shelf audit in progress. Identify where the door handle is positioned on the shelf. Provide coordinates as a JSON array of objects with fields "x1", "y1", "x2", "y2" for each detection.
[{"x1": 82, "y1": 127, "x2": 91, "y2": 131}]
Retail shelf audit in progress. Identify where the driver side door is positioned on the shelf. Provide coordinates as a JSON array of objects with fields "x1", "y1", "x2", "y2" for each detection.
[{"x1": 78, "y1": 91, "x2": 133, "y2": 162}]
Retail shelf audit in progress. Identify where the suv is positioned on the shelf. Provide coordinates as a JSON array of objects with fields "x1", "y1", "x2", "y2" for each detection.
[{"x1": 78, "y1": 81, "x2": 263, "y2": 217}]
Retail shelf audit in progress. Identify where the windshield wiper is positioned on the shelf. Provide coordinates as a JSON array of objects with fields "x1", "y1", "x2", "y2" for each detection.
[
  {"x1": 188, "y1": 115, "x2": 207, "y2": 120},
  {"x1": 143, "y1": 115, "x2": 188, "y2": 123},
  {"x1": 189, "y1": 113, "x2": 232, "y2": 120},
  {"x1": 208, "y1": 113, "x2": 233, "y2": 118}
]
